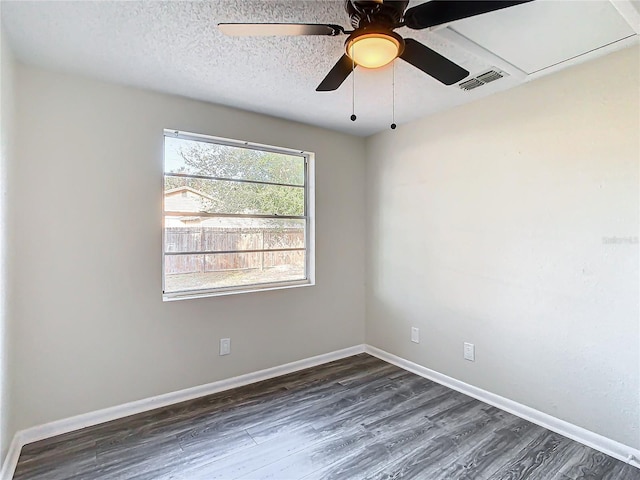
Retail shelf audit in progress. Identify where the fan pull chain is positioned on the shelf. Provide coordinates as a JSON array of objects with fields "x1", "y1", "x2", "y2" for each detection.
[
  {"x1": 391, "y1": 61, "x2": 397, "y2": 130},
  {"x1": 350, "y1": 45, "x2": 356, "y2": 122}
]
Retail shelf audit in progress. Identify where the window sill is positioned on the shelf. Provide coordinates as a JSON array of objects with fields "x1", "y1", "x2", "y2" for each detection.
[{"x1": 162, "y1": 278, "x2": 314, "y2": 302}]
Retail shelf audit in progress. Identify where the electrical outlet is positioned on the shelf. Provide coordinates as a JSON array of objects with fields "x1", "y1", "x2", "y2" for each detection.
[
  {"x1": 220, "y1": 338, "x2": 231, "y2": 356},
  {"x1": 411, "y1": 327, "x2": 420, "y2": 344},
  {"x1": 464, "y1": 342, "x2": 475, "y2": 362}
]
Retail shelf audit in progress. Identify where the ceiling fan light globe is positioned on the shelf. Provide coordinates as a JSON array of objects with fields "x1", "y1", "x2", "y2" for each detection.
[{"x1": 346, "y1": 33, "x2": 401, "y2": 69}]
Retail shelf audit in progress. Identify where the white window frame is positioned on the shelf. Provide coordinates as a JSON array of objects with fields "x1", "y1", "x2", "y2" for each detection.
[{"x1": 162, "y1": 129, "x2": 315, "y2": 301}]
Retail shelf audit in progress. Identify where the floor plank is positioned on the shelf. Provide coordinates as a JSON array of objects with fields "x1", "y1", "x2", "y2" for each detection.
[{"x1": 12, "y1": 354, "x2": 640, "y2": 480}]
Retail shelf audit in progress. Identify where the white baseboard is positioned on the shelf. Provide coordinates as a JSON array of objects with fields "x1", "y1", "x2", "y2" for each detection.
[
  {"x1": 0, "y1": 344, "x2": 365, "y2": 480},
  {"x1": 0, "y1": 435, "x2": 22, "y2": 480},
  {"x1": 364, "y1": 344, "x2": 640, "y2": 470}
]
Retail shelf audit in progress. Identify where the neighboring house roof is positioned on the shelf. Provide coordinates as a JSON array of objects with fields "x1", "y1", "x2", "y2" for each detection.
[
  {"x1": 164, "y1": 186, "x2": 214, "y2": 214},
  {"x1": 164, "y1": 186, "x2": 214, "y2": 201}
]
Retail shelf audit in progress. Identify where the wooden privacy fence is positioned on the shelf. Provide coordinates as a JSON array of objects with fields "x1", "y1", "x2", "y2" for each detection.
[{"x1": 164, "y1": 227, "x2": 305, "y2": 274}]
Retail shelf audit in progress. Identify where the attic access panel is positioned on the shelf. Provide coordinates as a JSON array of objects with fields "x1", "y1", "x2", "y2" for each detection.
[{"x1": 450, "y1": 0, "x2": 636, "y2": 75}]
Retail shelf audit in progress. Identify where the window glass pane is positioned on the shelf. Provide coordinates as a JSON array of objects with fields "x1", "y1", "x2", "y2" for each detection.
[
  {"x1": 165, "y1": 136, "x2": 305, "y2": 186},
  {"x1": 164, "y1": 217, "x2": 305, "y2": 253},
  {"x1": 164, "y1": 251, "x2": 306, "y2": 293},
  {"x1": 164, "y1": 175, "x2": 304, "y2": 216}
]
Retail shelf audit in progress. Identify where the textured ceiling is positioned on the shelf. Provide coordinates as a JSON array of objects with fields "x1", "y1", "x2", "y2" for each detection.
[{"x1": 1, "y1": 1, "x2": 637, "y2": 136}]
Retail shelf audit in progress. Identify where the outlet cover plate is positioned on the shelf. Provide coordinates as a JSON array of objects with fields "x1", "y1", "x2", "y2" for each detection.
[
  {"x1": 411, "y1": 327, "x2": 420, "y2": 344},
  {"x1": 464, "y1": 342, "x2": 475, "y2": 361},
  {"x1": 220, "y1": 338, "x2": 231, "y2": 356}
]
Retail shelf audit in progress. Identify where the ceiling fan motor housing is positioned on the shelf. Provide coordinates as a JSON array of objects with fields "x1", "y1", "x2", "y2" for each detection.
[{"x1": 346, "y1": 0, "x2": 409, "y2": 29}]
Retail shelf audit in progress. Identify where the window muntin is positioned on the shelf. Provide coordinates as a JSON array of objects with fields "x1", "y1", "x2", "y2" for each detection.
[{"x1": 163, "y1": 131, "x2": 313, "y2": 299}]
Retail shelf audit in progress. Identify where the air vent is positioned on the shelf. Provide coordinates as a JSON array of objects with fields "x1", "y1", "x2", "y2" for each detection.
[
  {"x1": 458, "y1": 78, "x2": 484, "y2": 91},
  {"x1": 459, "y1": 69, "x2": 507, "y2": 91},
  {"x1": 476, "y1": 70, "x2": 504, "y2": 83}
]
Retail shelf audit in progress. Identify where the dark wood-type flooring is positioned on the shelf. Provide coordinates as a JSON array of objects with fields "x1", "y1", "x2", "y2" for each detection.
[{"x1": 13, "y1": 354, "x2": 640, "y2": 479}]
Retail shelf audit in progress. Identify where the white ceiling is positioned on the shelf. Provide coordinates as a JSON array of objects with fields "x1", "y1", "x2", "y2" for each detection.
[{"x1": 2, "y1": 1, "x2": 638, "y2": 136}]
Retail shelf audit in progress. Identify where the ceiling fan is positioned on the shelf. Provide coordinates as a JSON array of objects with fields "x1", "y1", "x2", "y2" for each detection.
[{"x1": 219, "y1": 0, "x2": 533, "y2": 92}]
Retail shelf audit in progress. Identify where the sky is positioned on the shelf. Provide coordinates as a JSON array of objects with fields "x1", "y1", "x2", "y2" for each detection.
[{"x1": 164, "y1": 136, "x2": 190, "y2": 173}]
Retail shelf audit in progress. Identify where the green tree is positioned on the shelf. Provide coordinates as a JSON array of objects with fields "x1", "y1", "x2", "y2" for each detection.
[{"x1": 165, "y1": 142, "x2": 305, "y2": 216}]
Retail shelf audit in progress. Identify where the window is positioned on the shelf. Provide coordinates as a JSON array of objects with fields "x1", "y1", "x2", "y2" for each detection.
[{"x1": 163, "y1": 130, "x2": 314, "y2": 300}]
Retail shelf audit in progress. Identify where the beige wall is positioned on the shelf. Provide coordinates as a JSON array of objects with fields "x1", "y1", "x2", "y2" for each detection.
[
  {"x1": 10, "y1": 65, "x2": 366, "y2": 433},
  {"x1": 365, "y1": 46, "x2": 640, "y2": 448},
  {"x1": 0, "y1": 21, "x2": 15, "y2": 460}
]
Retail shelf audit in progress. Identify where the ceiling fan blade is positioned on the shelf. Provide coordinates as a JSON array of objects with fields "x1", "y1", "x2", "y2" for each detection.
[
  {"x1": 404, "y1": 1, "x2": 534, "y2": 30},
  {"x1": 316, "y1": 54, "x2": 355, "y2": 92},
  {"x1": 218, "y1": 23, "x2": 345, "y2": 36},
  {"x1": 399, "y1": 39, "x2": 468, "y2": 85}
]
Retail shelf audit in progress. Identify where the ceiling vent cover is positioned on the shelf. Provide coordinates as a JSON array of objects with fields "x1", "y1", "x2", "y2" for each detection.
[{"x1": 459, "y1": 69, "x2": 506, "y2": 91}]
